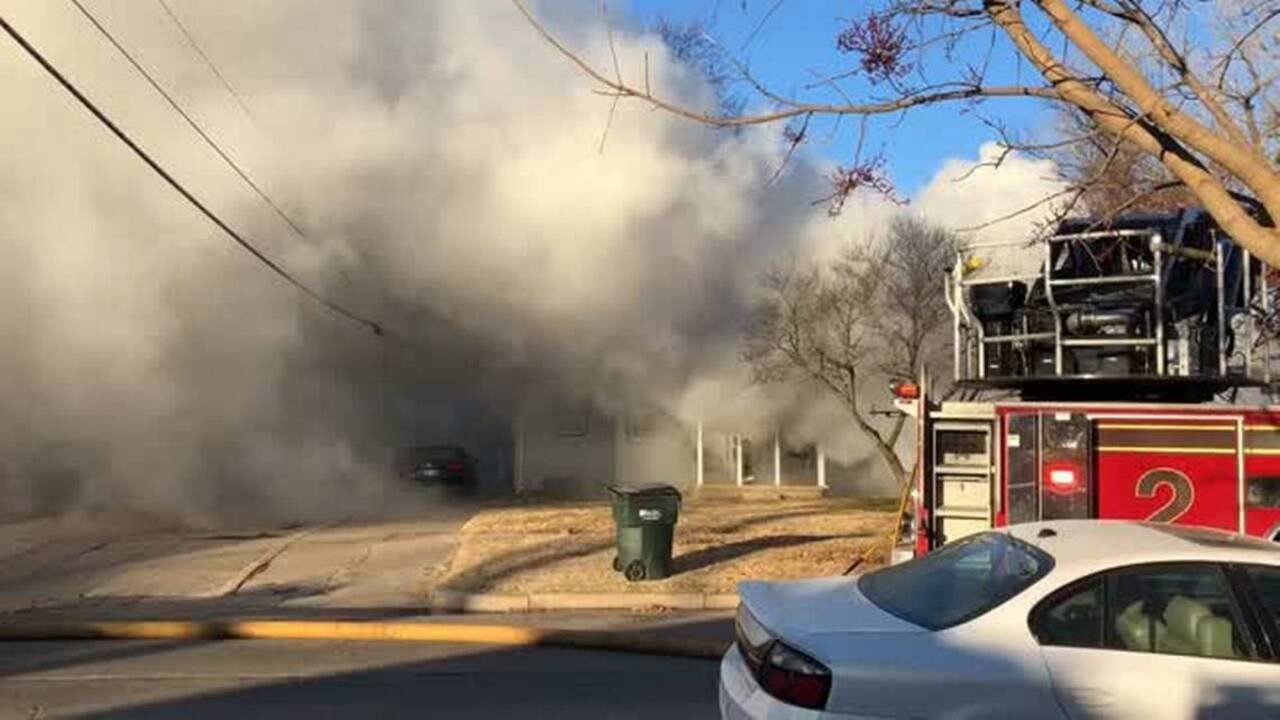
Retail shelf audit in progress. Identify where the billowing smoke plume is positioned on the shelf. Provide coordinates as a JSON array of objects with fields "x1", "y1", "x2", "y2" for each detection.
[{"x1": 0, "y1": 1, "x2": 1062, "y2": 523}]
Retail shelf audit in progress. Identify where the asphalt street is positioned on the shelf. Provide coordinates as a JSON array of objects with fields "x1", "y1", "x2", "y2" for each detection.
[{"x1": 0, "y1": 638, "x2": 721, "y2": 719}]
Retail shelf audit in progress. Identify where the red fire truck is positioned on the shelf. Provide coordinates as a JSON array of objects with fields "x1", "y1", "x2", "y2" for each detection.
[{"x1": 901, "y1": 208, "x2": 1280, "y2": 556}]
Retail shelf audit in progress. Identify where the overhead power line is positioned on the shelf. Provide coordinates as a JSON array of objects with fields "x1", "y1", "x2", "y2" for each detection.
[
  {"x1": 0, "y1": 13, "x2": 385, "y2": 338},
  {"x1": 69, "y1": 0, "x2": 311, "y2": 243},
  {"x1": 154, "y1": 0, "x2": 256, "y2": 124}
]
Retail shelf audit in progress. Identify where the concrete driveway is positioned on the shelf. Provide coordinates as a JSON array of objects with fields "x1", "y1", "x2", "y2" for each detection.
[{"x1": 0, "y1": 508, "x2": 476, "y2": 618}]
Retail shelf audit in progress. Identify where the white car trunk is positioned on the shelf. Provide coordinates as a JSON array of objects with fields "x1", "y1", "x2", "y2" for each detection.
[
  {"x1": 736, "y1": 576, "x2": 1060, "y2": 719},
  {"x1": 738, "y1": 577, "x2": 923, "y2": 641}
]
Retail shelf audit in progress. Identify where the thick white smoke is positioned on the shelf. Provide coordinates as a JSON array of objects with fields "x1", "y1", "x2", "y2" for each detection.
[{"x1": 0, "y1": 1, "x2": 1062, "y2": 522}]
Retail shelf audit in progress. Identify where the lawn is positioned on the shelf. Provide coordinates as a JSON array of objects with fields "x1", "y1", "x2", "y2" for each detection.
[{"x1": 436, "y1": 496, "x2": 897, "y2": 595}]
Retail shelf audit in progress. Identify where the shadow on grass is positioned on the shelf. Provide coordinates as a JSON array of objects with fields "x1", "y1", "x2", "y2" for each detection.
[
  {"x1": 439, "y1": 537, "x2": 616, "y2": 593},
  {"x1": 699, "y1": 506, "x2": 889, "y2": 536},
  {"x1": 670, "y1": 520, "x2": 880, "y2": 571},
  {"x1": 670, "y1": 534, "x2": 843, "y2": 575},
  {"x1": 442, "y1": 520, "x2": 880, "y2": 589}
]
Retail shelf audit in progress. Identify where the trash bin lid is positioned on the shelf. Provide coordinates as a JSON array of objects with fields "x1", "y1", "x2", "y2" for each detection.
[{"x1": 607, "y1": 483, "x2": 682, "y2": 499}]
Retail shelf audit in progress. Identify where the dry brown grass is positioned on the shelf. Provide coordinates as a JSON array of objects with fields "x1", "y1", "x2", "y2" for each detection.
[{"x1": 438, "y1": 496, "x2": 897, "y2": 595}]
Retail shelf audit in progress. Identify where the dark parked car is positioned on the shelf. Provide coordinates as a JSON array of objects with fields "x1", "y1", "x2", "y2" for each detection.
[{"x1": 395, "y1": 445, "x2": 477, "y2": 493}]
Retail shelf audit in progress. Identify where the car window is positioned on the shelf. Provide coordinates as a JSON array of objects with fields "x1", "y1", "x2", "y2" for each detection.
[
  {"x1": 418, "y1": 448, "x2": 465, "y2": 462},
  {"x1": 860, "y1": 532, "x2": 1053, "y2": 631},
  {"x1": 1246, "y1": 477, "x2": 1280, "y2": 508},
  {"x1": 1032, "y1": 577, "x2": 1104, "y2": 648},
  {"x1": 1243, "y1": 565, "x2": 1280, "y2": 628},
  {"x1": 1105, "y1": 563, "x2": 1253, "y2": 660},
  {"x1": 395, "y1": 447, "x2": 466, "y2": 470}
]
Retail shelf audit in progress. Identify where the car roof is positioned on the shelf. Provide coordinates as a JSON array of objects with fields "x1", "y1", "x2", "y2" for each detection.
[{"x1": 1005, "y1": 520, "x2": 1280, "y2": 575}]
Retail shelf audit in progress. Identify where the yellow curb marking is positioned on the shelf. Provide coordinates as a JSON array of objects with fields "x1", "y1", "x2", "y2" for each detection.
[{"x1": 0, "y1": 620, "x2": 729, "y2": 659}]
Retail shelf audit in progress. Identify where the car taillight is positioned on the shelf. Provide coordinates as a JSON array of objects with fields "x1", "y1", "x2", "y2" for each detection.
[
  {"x1": 446, "y1": 462, "x2": 465, "y2": 472},
  {"x1": 757, "y1": 642, "x2": 832, "y2": 710},
  {"x1": 1043, "y1": 460, "x2": 1082, "y2": 495}
]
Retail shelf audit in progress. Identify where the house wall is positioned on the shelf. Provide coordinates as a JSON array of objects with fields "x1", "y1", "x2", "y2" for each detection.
[
  {"x1": 614, "y1": 414, "x2": 694, "y2": 491},
  {"x1": 518, "y1": 406, "x2": 617, "y2": 497},
  {"x1": 516, "y1": 398, "x2": 903, "y2": 499},
  {"x1": 723, "y1": 432, "x2": 899, "y2": 497},
  {"x1": 698, "y1": 429, "x2": 739, "y2": 484},
  {"x1": 824, "y1": 455, "x2": 892, "y2": 497},
  {"x1": 517, "y1": 398, "x2": 693, "y2": 497}
]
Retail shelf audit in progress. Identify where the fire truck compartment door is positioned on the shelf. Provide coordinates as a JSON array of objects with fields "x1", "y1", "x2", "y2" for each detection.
[{"x1": 932, "y1": 421, "x2": 995, "y2": 545}]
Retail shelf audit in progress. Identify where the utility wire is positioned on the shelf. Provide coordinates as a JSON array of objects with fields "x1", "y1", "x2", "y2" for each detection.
[
  {"x1": 154, "y1": 0, "x2": 256, "y2": 124},
  {"x1": 0, "y1": 13, "x2": 385, "y2": 338},
  {"x1": 69, "y1": 0, "x2": 311, "y2": 243}
]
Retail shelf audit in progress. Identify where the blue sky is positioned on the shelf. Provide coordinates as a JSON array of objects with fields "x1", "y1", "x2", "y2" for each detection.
[{"x1": 627, "y1": 0, "x2": 1054, "y2": 195}]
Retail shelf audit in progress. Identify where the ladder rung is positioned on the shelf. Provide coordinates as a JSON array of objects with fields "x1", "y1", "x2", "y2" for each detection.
[
  {"x1": 1049, "y1": 275, "x2": 1157, "y2": 287},
  {"x1": 935, "y1": 506, "x2": 989, "y2": 518},
  {"x1": 1048, "y1": 230, "x2": 1157, "y2": 242},
  {"x1": 1061, "y1": 338, "x2": 1158, "y2": 347},
  {"x1": 982, "y1": 332, "x2": 1056, "y2": 344}
]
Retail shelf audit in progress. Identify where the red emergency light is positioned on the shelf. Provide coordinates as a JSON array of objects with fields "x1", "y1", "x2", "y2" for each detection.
[
  {"x1": 1043, "y1": 461, "x2": 1083, "y2": 495},
  {"x1": 891, "y1": 382, "x2": 921, "y2": 400}
]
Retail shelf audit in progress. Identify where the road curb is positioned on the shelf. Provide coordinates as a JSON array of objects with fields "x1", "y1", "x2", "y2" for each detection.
[
  {"x1": 0, "y1": 620, "x2": 729, "y2": 660},
  {"x1": 430, "y1": 589, "x2": 739, "y2": 612}
]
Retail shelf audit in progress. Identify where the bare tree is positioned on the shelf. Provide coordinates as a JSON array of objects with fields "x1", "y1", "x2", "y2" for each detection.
[
  {"x1": 744, "y1": 216, "x2": 958, "y2": 488},
  {"x1": 1040, "y1": 4, "x2": 1280, "y2": 219},
  {"x1": 516, "y1": 1, "x2": 1280, "y2": 264},
  {"x1": 1049, "y1": 105, "x2": 1197, "y2": 218}
]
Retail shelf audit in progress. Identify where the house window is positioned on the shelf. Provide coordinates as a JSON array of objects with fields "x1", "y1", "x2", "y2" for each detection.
[
  {"x1": 554, "y1": 400, "x2": 591, "y2": 437},
  {"x1": 785, "y1": 445, "x2": 816, "y2": 466},
  {"x1": 625, "y1": 411, "x2": 657, "y2": 441}
]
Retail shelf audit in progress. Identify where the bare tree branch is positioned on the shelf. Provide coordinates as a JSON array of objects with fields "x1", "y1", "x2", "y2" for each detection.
[
  {"x1": 515, "y1": 0, "x2": 1280, "y2": 265},
  {"x1": 512, "y1": 0, "x2": 1061, "y2": 128},
  {"x1": 740, "y1": 0, "x2": 786, "y2": 50}
]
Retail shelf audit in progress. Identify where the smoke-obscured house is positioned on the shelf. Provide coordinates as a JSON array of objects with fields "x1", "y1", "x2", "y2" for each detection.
[{"x1": 512, "y1": 394, "x2": 890, "y2": 497}]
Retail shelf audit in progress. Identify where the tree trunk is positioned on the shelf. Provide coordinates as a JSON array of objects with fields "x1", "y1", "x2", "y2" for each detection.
[{"x1": 851, "y1": 411, "x2": 908, "y2": 489}]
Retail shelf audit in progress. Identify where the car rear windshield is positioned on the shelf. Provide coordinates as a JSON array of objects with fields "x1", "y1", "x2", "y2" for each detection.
[
  {"x1": 860, "y1": 532, "x2": 1053, "y2": 630},
  {"x1": 398, "y1": 447, "x2": 464, "y2": 466}
]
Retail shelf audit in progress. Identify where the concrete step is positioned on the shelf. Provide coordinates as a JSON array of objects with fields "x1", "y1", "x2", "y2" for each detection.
[{"x1": 690, "y1": 484, "x2": 827, "y2": 501}]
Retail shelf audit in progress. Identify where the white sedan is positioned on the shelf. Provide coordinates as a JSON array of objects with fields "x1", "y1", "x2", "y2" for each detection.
[{"x1": 720, "y1": 520, "x2": 1280, "y2": 719}]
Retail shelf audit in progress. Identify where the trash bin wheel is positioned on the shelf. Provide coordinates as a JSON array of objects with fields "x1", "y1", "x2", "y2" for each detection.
[
  {"x1": 623, "y1": 560, "x2": 647, "y2": 582},
  {"x1": 612, "y1": 555, "x2": 622, "y2": 571}
]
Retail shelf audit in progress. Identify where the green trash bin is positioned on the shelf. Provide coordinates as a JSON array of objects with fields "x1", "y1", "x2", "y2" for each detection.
[{"x1": 608, "y1": 484, "x2": 681, "y2": 582}]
